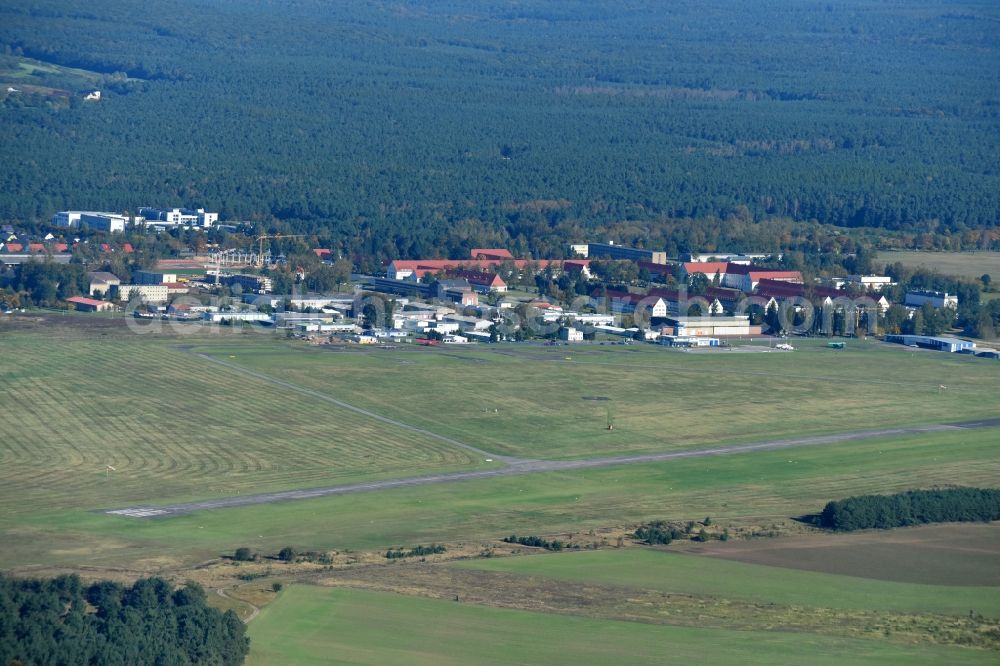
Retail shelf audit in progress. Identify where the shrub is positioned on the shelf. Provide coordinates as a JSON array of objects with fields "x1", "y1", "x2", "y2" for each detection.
[
  {"x1": 384, "y1": 544, "x2": 447, "y2": 559},
  {"x1": 501, "y1": 535, "x2": 564, "y2": 551},
  {"x1": 233, "y1": 547, "x2": 254, "y2": 562},
  {"x1": 633, "y1": 521, "x2": 682, "y2": 545}
]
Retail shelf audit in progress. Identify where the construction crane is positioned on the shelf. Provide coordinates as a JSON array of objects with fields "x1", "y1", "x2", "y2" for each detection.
[{"x1": 254, "y1": 234, "x2": 305, "y2": 268}]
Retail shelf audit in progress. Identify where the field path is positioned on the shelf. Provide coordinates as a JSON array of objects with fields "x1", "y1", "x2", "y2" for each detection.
[
  {"x1": 192, "y1": 352, "x2": 519, "y2": 463},
  {"x1": 216, "y1": 587, "x2": 260, "y2": 623}
]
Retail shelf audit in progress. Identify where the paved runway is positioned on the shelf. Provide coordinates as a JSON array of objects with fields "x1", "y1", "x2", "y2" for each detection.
[{"x1": 104, "y1": 418, "x2": 999, "y2": 519}]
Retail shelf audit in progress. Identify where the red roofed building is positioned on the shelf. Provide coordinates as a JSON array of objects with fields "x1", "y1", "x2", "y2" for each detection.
[
  {"x1": 313, "y1": 248, "x2": 333, "y2": 260},
  {"x1": 386, "y1": 258, "x2": 585, "y2": 281},
  {"x1": 453, "y1": 270, "x2": 507, "y2": 293},
  {"x1": 637, "y1": 261, "x2": 674, "y2": 280},
  {"x1": 563, "y1": 260, "x2": 592, "y2": 279},
  {"x1": 2, "y1": 243, "x2": 23, "y2": 253},
  {"x1": 590, "y1": 288, "x2": 668, "y2": 318},
  {"x1": 66, "y1": 296, "x2": 115, "y2": 312},
  {"x1": 122, "y1": 243, "x2": 134, "y2": 253},
  {"x1": 755, "y1": 278, "x2": 841, "y2": 303},
  {"x1": 470, "y1": 248, "x2": 514, "y2": 260},
  {"x1": 28, "y1": 243, "x2": 45, "y2": 253},
  {"x1": 722, "y1": 264, "x2": 802, "y2": 292},
  {"x1": 680, "y1": 261, "x2": 729, "y2": 279}
]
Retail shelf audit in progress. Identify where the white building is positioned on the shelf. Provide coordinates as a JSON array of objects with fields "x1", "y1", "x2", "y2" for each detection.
[
  {"x1": 117, "y1": 284, "x2": 169, "y2": 303},
  {"x1": 905, "y1": 290, "x2": 958, "y2": 309},
  {"x1": 559, "y1": 327, "x2": 584, "y2": 342},
  {"x1": 52, "y1": 211, "x2": 128, "y2": 233},
  {"x1": 846, "y1": 275, "x2": 893, "y2": 291},
  {"x1": 137, "y1": 207, "x2": 218, "y2": 228},
  {"x1": 663, "y1": 315, "x2": 759, "y2": 337},
  {"x1": 659, "y1": 335, "x2": 720, "y2": 347},
  {"x1": 203, "y1": 311, "x2": 273, "y2": 324},
  {"x1": 568, "y1": 313, "x2": 616, "y2": 327},
  {"x1": 685, "y1": 252, "x2": 773, "y2": 264}
]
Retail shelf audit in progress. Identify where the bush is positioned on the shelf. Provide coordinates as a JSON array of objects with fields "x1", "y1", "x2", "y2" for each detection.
[
  {"x1": 384, "y1": 544, "x2": 447, "y2": 559},
  {"x1": 633, "y1": 521, "x2": 682, "y2": 545},
  {"x1": 278, "y1": 546, "x2": 296, "y2": 562},
  {"x1": 233, "y1": 547, "x2": 254, "y2": 562},
  {"x1": 271, "y1": 582, "x2": 283, "y2": 593},
  {"x1": 501, "y1": 535, "x2": 564, "y2": 551}
]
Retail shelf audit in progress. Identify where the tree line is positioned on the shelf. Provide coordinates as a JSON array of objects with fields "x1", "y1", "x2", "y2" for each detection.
[
  {"x1": 1, "y1": 0, "x2": 998, "y2": 252},
  {"x1": 819, "y1": 488, "x2": 1000, "y2": 531},
  {"x1": 0, "y1": 574, "x2": 249, "y2": 666}
]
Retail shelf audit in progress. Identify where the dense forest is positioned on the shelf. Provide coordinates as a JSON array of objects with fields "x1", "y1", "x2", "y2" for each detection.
[
  {"x1": 0, "y1": 574, "x2": 249, "y2": 665},
  {"x1": 1, "y1": 1, "x2": 999, "y2": 261},
  {"x1": 820, "y1": 488, "x2": 1000, "y2": 531}
]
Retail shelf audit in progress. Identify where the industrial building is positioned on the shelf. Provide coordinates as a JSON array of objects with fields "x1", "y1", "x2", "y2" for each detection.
[
  {"x1": 587, "y1": 242, "x2": 667, "y2": 265},
  {"x1": 659, "y1": 335, "x2": 720, "y2": 347},
  {"x1": 885, "y1": 335, "x2": 974, "y2": 353},
  {"x1": 52, "y1": 211, "x2": 129, "y2": 233},
  {"x1": 137, "y1": 207, "x2": 218, "y2": 228},
  {"x1": 217, "y1": 274, "x2": 273, "y2": 294},
  {"x1": 134, "y1": 270, "x2": 178, "y2": 285},
  {"x1": 66, "y1": 296, "x2": 115, "y2": 312},
  {"x1": 662, "y1": 315, "x2": 760, "y2": 337},
  {"x1": 905, "y1": 290, "x2": 958, "y2": 309},
  {"x1": 203, "y1": 311, "x2": 273, "y2": 324}
]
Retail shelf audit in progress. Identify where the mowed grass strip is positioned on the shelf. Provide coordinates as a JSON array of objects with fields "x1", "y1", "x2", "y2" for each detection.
[
  {"x1": 246, "y1": 586, "x2": 995, "y2": 666},
  {"x1": 0, "y1": 335, "x2": 478, "y2": 521},
  {"x1": 207, "y1": 338, "x2": 1000, "y2": 459},
  {"x1": 455, "y1": 548, "x2": 1000, "y2": 618},
  {"x1": 11, "y1": 427, "x2": 998, "y2": 570},
  {"x1": 881, "y1": 251, "x2": 1000, "y2": 281}
]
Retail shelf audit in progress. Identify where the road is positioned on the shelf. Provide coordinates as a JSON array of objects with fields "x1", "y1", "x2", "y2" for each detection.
[{"x1": 105, "y1": 417, "x2": 1000, "y2": 519}]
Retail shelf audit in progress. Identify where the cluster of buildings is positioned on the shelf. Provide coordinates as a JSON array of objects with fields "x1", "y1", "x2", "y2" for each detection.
[
  {"x1": 20, "y1": 232, "x2": 982, "y2": 355},
  {"x1": 52, "y1": 207, "x2": 219, "y2": 233},
  {"x1": 0, "y1": 226, "x2": 139, "y2": 267},
  {"x1": 80, "y1": 270, "x2": 190, "y2": 305}
]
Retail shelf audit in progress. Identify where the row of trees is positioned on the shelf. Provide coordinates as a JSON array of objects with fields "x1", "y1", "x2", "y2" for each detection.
[
  {"x1": 820, "y1": 488, "x2": 1000, "y2": 531},
  {"x1": 0, "y1": 574, "x2": 249, "y2": 665}
]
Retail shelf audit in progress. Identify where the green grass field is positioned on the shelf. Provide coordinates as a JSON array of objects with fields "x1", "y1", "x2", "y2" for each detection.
[
  {"x1": 2, "y1": 324, "x2": 999, "y2": 573},
  {"x1": 6, "y1": 425, "x2": 996, "y2": 571},
  {"x1": 456, "y1": 549, "x2": 1000, "y2": 617},
  {"x1": 881, "y1": 251, "x2": 1000, "y2": 281},
  {"x1": 0, "y1": 331, "x2": 485, "y2": 525},
  {"x1": 246, "y1": 586, "x2": 995, "y2": 666},
  {"x1": 4, "y1": 319, "x2": 999, "y2": 661},
  {"x1": 203, "y1": 338, "x2": 1000, "y2": 459}
]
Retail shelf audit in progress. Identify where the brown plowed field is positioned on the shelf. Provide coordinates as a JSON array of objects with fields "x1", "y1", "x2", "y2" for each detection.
[{"x1": 695, "y1": 523, "x2": 1000, "y2": 586}]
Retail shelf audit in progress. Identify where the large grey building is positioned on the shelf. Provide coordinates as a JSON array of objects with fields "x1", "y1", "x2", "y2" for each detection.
[{"x1": 587, "y1": 242, "x2": 667, "y2": 265}]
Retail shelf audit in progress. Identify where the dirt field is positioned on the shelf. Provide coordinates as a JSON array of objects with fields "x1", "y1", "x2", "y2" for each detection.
[{"x1": 692, "y1": 523, "x2": 1000, "y2": 586}]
